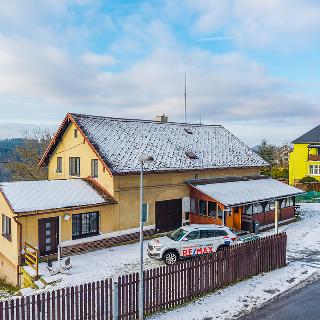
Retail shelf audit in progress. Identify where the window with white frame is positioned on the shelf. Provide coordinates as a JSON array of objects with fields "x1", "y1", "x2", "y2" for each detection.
[{"x1": 310, "y1": 164, "x2": 320, "y2": 175}]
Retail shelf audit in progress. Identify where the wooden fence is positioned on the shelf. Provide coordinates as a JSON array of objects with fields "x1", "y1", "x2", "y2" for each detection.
[{"x1": 0, "y1": 233, "x2": 287, "y2": 320}]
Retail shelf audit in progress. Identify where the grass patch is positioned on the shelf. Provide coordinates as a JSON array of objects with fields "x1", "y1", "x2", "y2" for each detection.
[{"x1": 0, "y1": 277, "x2": 19, "y2": 295}]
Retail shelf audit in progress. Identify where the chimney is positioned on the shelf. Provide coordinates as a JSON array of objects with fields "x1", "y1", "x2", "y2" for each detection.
[{"x1": 154, "y1": 114, "x2": 168, "y2": 123}]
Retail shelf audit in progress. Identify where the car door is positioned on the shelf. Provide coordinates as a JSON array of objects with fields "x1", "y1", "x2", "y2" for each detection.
[
  {"x1": 180, "y1": 230, "x2": 200, "y2": 258},
  {"x1": 199, "y1": 230, "x2": 216, "y2": 255}
]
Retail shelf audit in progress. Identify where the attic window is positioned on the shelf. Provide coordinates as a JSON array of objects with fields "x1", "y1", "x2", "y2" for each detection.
[
  {"x1": 74, "y1": 129, "x2": 78, "y2": 138},
  {"x1": 185, "y1": 151, "x2": 198, "y2": 159},
  {"x1": 184, "y1": 128, "x2": 193, "y2": 134}
]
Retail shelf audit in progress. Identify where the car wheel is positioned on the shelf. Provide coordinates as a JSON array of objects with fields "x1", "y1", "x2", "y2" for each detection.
[{"x1": 163, "y1": 251, "x2": 178, "y2": 265}]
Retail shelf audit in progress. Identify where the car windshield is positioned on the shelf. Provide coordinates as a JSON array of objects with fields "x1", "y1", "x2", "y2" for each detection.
[{"x1": 168, "y1": 228, "x2": 188, "y2": 241}]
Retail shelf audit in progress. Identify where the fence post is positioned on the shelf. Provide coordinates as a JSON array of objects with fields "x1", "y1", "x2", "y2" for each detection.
[{"x1": 112, "y1": 280, "x2": 119, "y2": 320}]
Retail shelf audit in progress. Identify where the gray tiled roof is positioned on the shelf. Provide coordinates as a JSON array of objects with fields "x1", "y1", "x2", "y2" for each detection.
[
  {"x1": 71, "y1": 113, "x2": 268, "y2": 174},
  {"x1": 292, "y1": 125, "x2": 320, "y2": 144}
]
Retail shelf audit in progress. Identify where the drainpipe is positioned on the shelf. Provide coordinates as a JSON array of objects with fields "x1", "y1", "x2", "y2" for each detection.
[{"x1": 13, "y1": 216, "x2": 23, "y2": 286}]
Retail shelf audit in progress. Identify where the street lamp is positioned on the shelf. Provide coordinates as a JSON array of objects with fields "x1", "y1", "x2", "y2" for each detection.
[{"x1": 139, "y1": 155, "x2": 154, "y2": 320}]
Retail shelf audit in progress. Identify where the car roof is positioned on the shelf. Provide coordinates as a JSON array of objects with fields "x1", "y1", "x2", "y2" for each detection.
[{"x1": 183, "y1": 224, "x2": 229, "y2": 231}]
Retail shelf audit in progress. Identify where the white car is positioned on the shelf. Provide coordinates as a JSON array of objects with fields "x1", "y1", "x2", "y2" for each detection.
[{"x1": 147, "y1": 224, "x2": 237, "y2": 265}]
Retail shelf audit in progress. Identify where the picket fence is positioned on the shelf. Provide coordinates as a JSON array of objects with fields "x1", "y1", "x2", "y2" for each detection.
[{"x1": 0, "y1": 233, "x2": 287, "y2": 320}]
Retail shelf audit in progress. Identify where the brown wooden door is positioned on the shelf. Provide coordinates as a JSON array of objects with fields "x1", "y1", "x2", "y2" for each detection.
[
  {"x1": 155, "y1": 199, "x2": 182, "y2": 233},
  {"x1": 38, "y1": 217, "x2": 59, "y2": 256}
]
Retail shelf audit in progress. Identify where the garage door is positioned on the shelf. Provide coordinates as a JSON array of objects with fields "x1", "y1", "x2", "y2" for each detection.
[{"x1": 155, "y1": 198, "x2": 182, "y2": 233}]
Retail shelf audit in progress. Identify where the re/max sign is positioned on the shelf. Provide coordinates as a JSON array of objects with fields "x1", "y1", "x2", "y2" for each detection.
[{"x1": 182, "y1": 246, "x2": 214, "y2": 256}]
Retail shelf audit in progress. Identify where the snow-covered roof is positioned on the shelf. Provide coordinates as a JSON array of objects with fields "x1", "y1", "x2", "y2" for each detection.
[
  {"x1": 64, "y1": 113, "x2": 268, "y2": 174},
  {"x1": 0, "y1": 179, "x2": 115, "y2": 213},
  {"x1": 189, "y1": 178, "x2": 304, "y2": 207}
]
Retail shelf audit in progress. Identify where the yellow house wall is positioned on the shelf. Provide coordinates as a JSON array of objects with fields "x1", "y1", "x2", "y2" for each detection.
[
  {"x1": 289, "y1": 143, "x2": 320, "y2": 185},
  {"x1": 48, "y1": 122, "x2": 114, "y2": 195},
  {"x1": 17, "y1": 204, "x2": 115, "y2": 251},
  {"x1": 0, "y1": 194, "x2": 19, "y2": 284},
  {"x1": 113, "y1": 167, "x2": 259, "y2": 231}
]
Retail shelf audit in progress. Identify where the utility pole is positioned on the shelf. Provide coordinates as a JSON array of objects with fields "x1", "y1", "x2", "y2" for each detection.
[{"x1": 184, "y1": 73, "x2": 187, "y2": 123}]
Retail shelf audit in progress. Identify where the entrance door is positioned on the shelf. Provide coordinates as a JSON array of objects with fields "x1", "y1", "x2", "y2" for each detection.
[
  {"x1": 38, "y1": 217, "x2": 59, "y2": 256},
  {"x1": 155, "y1": 199, "x2": 182, "y2": 233}
]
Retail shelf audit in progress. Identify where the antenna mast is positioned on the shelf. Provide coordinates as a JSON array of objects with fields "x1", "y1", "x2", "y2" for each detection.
[{"x1": 184, "y1": 73, "x2": 187, "y2": 123}]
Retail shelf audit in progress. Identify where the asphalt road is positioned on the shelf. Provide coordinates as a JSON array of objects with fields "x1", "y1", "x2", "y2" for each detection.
[{"x1": 240, "y1": 280, "x2": 320, "y2": 320}]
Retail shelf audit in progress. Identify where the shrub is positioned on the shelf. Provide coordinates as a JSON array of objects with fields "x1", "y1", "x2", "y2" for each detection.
[{"x1": 299, "y1": 176, "x2": 318, "y2": 183}]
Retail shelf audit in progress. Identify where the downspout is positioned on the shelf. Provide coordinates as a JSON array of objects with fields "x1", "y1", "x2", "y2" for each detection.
[{"x1": 13, "y1": 216, "x2": 23, "y2": 286}]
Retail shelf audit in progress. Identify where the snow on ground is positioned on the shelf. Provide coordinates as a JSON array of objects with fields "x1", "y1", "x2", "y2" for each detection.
[
  {"x1": 21, "y1": 239, "x2": 165, "y2": 294},
  {"x1": 19, "y1": 201, "x2": 320, "y2": 319}
]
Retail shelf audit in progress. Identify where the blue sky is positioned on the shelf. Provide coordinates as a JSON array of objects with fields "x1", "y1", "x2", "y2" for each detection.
[{"x1": 1, "y1": 0, "x2": 320, "y2": 145}]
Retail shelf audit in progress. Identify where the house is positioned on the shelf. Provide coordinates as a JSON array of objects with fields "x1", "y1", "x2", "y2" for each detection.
[
  {"x1": 0, "y1": 113, "x2": 303, "y2": 285},
  {"x1": 289, "y1": 124, "x2": 320, "y2": 185}
]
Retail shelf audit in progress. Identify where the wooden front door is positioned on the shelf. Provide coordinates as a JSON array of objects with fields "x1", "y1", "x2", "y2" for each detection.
[
  {"x1": 38, "y1": 217, "x2": 59, "y2": 256},
  {"x1": 155, "y1": 199, "x2": 182, "y2": 233}
]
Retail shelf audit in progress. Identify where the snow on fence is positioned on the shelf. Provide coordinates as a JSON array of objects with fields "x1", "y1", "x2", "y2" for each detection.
[{"x1": 0, "y1": 233, "x2": 287, "y2": 320}]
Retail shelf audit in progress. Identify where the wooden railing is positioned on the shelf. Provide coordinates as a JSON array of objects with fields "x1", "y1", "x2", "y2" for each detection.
[
  {"x1": 1, "y1": 233, "x2": 287, "y2": 320},
  {"x1": 24, "y1": 242, "x2": 39, "y2": 278}
]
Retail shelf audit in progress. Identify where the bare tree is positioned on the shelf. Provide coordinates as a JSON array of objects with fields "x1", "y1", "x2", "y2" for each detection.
[{"x1": 5, "y1": 128, "x2": 52, "y2": 181}]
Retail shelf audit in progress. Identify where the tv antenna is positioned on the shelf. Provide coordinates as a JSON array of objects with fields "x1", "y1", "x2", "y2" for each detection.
[{"x1": 184, "y1": 73, "x2": 187, "y2": 123}]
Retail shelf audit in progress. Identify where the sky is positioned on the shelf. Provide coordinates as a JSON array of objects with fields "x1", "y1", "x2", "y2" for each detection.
[{"x1": 1, "y1": 0, "x2": 320, "y2": 146}]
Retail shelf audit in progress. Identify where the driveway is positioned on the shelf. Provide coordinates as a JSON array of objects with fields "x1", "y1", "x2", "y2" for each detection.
[{"x1": 240, "y1": 280, "x2": 320, "y2": 320}]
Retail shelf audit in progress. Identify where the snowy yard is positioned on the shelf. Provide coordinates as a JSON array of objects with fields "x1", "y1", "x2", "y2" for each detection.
[{"x1": 17, "y1": 203, "x2": 320, "y2": 319}]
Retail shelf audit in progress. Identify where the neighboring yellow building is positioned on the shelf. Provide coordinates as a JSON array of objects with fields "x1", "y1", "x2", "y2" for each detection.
[
  {"x1": 289, "y1": 124, "x2": 320, "y2": 185},
  {"x1": 1, "y1": 113, "x2": 303, "y2": 285}
]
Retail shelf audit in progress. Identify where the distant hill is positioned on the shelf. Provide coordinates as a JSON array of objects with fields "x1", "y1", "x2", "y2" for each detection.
[{"x1": 0, "y1": 138, "x2": 25, "y2": 182}]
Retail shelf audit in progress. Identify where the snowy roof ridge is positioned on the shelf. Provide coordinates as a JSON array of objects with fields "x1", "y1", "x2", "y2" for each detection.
[
  {"x1": 68, "y1": 113, "x2": 268, "y2": 175},
  {"x1": 0, "y1": 179, "x2": 115, "y2": 213},
  {"x1": 70, "y1": 112, "x2": 223, "y2": 128}
]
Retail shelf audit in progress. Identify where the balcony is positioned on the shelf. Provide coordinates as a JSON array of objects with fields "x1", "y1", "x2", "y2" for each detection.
[{"x1": 308, "y1": 154, "x2": 320, "y2": 161}]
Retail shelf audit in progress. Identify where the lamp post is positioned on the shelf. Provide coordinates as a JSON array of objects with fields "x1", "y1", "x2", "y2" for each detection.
[{"x1": 139, "y1": 155, "x2": 154, "y2": 320}]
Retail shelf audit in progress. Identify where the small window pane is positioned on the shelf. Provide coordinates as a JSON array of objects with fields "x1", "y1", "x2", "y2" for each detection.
[
  {"x1": 198, "y1": 200, "x2": 207, "y2": 215},
  {"x1": 190, "y1": 198, "x2": 196, "y2": 213},
  {"x1": 217, "y1": 206, "x2": 223, "y2": 218},
  {"x1": 186, "y1": 231, "x2": 199, "y2": 240},
  {"x1": 208, "y1": 202, "x2": 217, "y2": 217},
  {"x1": 200, "y1": 230, "x2": 216, "y2": 239},
  {"x1": 215, "y1": 230, "x2": 228, "y2": 237}
]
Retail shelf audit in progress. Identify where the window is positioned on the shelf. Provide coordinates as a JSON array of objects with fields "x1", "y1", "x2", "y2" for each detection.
[
  {"x1": 142, "y1": 203, "x2": 149, "y2": 223},
  {"x1": 217, "y1": 205, "x2": 223, "y2": 218},
  {"x1": 253, "y1": 203, "x2": 263, "y2": 214},
  {"x1": 74, "y1": 129, "x2": 78, "y2": 138},
  {"x1": 233, "y1": 207, "x2": 239, "y2": 214},
  {"x1": 200, "y1": 230, "x2": 216, "y2": 239},
  {"x1": 186, "y1": 231, "x2": 200, "y2": 240},
  {"x1": 190, "y1": 197, "x2": 196, "y2": 213},
  {"x1": 214, "y1": 230, "x2": 228, "y2": 237},
  {"x1": 69, "y1": 157, "x2": 80, "y2": 176},
  {"x1": 72, "y1": 212, "x2": 99, "y2": 239},
  {"x1": 208, "y1": 201, "x2": 217, "y2": 217},
  {"x1": 91, "y1": 159, "x2": 98, "y2": 178},
  {"x1": 310, "y1": 164, "x2": 320, "y2": 175},
  {"x1": 246, "y1": 205, "x2": 253, "y2": 215},
  {"x1": 198, "y1": 199, "x2": 207, "y2": 215},
  {"x1": 2, "y1": 214, "x2": 11, "y2": 241},
  {"x1": 56, "y1": 157, "x2": 62, "y2": 173}
]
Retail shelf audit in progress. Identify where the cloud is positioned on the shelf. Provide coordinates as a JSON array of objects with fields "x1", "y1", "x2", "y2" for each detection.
[
  {"x1": 183, "y1": 0, "x2": 320, "y2": 51},
  {"x1": 0, "y1": 0, "x2": 319, "y2": 145}
]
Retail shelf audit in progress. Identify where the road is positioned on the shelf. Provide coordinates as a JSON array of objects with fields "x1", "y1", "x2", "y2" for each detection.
[{"x1": 240, "y1": 280, "x2": 320, "y2": 320}]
